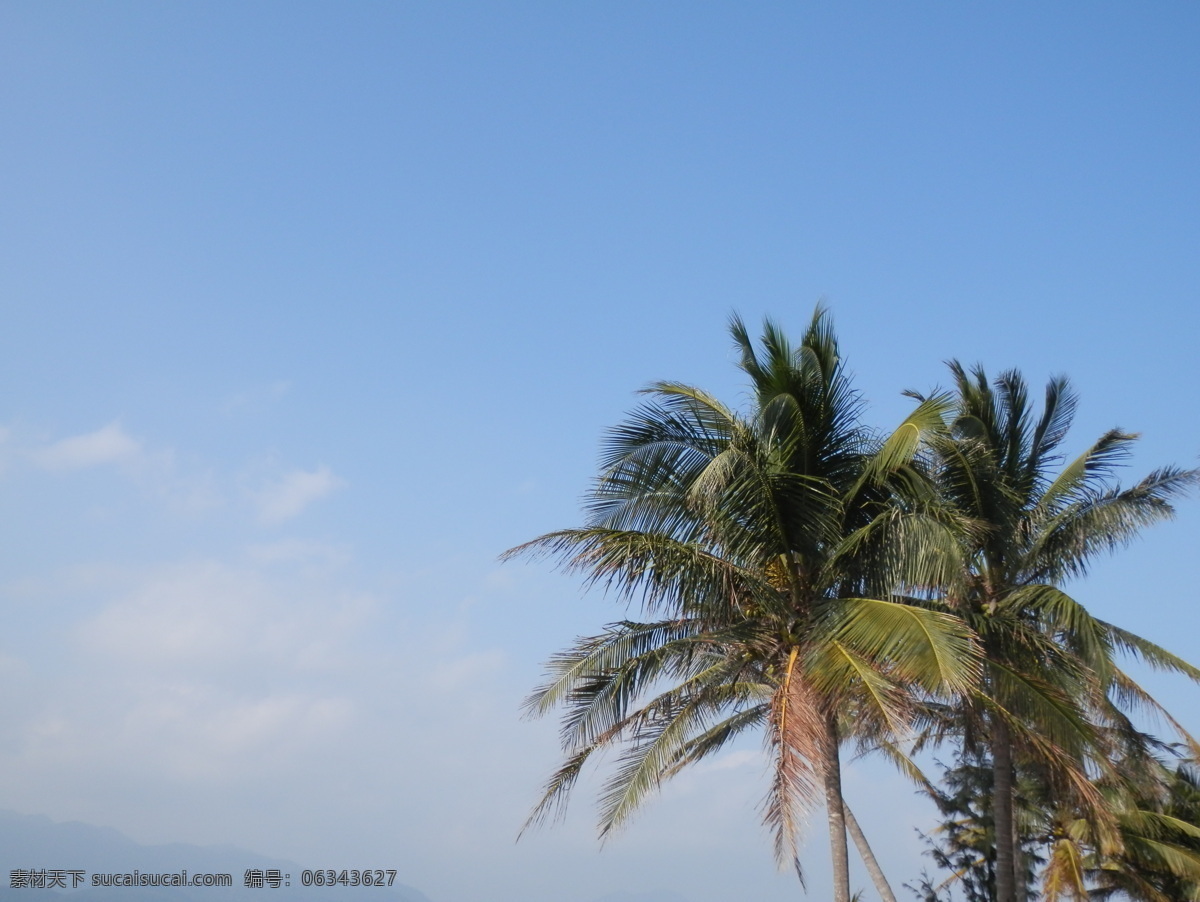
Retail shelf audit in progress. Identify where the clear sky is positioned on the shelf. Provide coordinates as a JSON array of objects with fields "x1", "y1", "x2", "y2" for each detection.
[{"x1": 2, "y1": 3, "x2": 1198, "y2": 900}]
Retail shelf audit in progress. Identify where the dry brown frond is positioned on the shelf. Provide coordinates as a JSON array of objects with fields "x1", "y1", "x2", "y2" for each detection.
[{"x1": 764, "y1": 646, "x2": 825, "y2": 868}]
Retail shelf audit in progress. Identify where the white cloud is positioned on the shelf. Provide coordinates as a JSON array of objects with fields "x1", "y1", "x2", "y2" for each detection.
[
  {"x1": 244, "y1": 538, "x2": 352, "y2": 572},
  {"x1": 35, "y1": 422, "x2": 142, "y2": 470},
  {"x1": 429, "y1": 648, "x2": 508, "y2": 691},
  {"x1": 19, "y1": 421, "x2": 224, "y2": 514},
  {"x1": 697, "y1": 749, "x2": 759, "y2": 773},
  {"x1": 220, "y1": 380, "x2": 291, "y2": 415},
  {"x1": 0, "y1": 549, "x2": 817, "y2": 902},
  {"x1": 78, "y1": 559, "x2": 370, "y2": 673},
  {"x1": 0, "y1": 558, "x2": 379, "y2": 784},
  {"x1": 254, "y1": 465, "x2": 345, "y2": 524}
]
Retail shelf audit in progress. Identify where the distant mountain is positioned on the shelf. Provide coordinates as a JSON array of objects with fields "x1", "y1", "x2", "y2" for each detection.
[
  {"x1": 587, "y1": 891, "x2": 693, "y2": 902},
  {"x1": 0, "y1": 810, "x2": 433, "y2": 902}
]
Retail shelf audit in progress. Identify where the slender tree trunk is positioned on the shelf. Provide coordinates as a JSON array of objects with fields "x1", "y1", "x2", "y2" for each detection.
[
  {"x1": 991, "y1": 713, "x2": 1017, "y2": 902},
  {"x1": 1011, "y1": 799, "x2": 1024, "y2": 901},
  {"x1": 822, "y1": 711, "x2": 852, "y2": 902},
  {"x1": 844, "y1": 802, "x2": 897, "y2": 902}
]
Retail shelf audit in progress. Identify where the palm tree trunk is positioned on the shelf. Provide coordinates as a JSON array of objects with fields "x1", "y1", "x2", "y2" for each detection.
[
  {"x1": 822, "y1": 711, "x2": 852, "y2": 902},
  {"x1": 844, "y1": 801, "x2": 897, "y2": 902},
  {"x1": 1011, "y1": 800, "x2": 1024, "y2": 901},
  {"x1": 992, "y1": 713, "x2": 1017, "y2": 902}
]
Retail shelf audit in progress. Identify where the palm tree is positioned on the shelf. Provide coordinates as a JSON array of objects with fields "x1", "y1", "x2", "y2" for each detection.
[
  {"x1": 1085, "y1": 759, "x2": 1200, "y2": 901},
  {"x1": 507, "y1": 309, "x2": 980, "y2": 901},
  {"x1": 909, "y1": 746, "x2": 1048, "y2": 902},
  {"x1": 917, "y1": 363, "x2": 1200, "y2": 902}
]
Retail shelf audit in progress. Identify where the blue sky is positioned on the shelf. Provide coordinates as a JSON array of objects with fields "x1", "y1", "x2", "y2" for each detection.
[{"x1": 2, "y1": 4, "x2": 1198, "y2": 901}]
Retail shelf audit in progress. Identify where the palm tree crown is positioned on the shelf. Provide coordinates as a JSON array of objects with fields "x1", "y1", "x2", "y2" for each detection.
[
  {"x1": 918, "y1": 362, "x2": 1200, "y2": 902},
  {"x1": 508, "y1": 309, "x2": 980, "y2": 901}
]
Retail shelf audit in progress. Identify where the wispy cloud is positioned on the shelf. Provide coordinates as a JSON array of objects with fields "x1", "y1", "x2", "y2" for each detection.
[
  {"x1": 254, "y1": 465, "x2": 345, "y2": 524},
  {"x1": 34, "y1": 422, "x2": 142, "y2": 470},
  {"x1": 11, "y1": 559, "x2": 376, "y2": 783},
  {"x1": 220, "y1": 380, "x2": 291, "y2": 415},
  {"x1": 19, "y1": 421, "x2": 222, "y2": 514},
  {"x1": 244, "y1": 538, "x2": 352, "y2": 571},
  {"x1": 12, "y1": 422, "x2": 349, "y2": 525}
]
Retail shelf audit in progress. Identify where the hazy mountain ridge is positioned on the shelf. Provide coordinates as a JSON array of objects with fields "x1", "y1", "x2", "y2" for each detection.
[
  {"x1": 0, "y1": 810, "x2": 432, "y2": 902},
  {"x1": 586, "y1": 891, "x2": 694, "y2": 902}
]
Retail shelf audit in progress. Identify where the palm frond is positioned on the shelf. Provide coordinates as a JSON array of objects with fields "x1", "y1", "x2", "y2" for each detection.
[
  {"x1": 999, "y1": 584, "x2": 1112, "y2": 679},
  {"x1": 1107, "y1": 666, "x2": 1200, "y2": 758},
  {"x1": 596, "y1": 676, "x2": 766, "y2": 836},
  {"x1": 818, "y1": 597, "x2": 981, "y2": 698},
  {"x1": 1036, "y1": 429, "x2": 1137, "y2": 514},
  {"x1": 763, "y1": 647, "x2": 826, "y2": 868},
  {"x1": 1104, "y1": 623, "x2": 1200, "y2": 683},
  {"x1": 1042, "y1": 836, "x2": 1088, "y2": 902},
  {"x1": 503, "y1": 527, "x2": 779, "y2": 621}
]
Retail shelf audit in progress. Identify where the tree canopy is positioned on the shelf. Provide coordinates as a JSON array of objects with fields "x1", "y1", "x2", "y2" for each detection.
[{"x1": 508, "y1": 309, "x2": 1199, "y2": 902}]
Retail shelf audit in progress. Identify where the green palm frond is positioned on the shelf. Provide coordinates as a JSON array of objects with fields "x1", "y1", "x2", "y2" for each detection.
[
  {"x1": 817, "y1": 596, "x2": 981, "y2": 698},
  {"x1": 808, "y1": 639, "x2": 913, "y2": 737},
  {"x1": 1112, "y1": 836, "x2": 1200, "y2": 889},
  {"x1": 523, "y1": 618, "x2": 704, "y2": 719},
  {"x1": 660, "y1": 702, "x2": 771, "y2": 781},
  {"x1": 596, "y1": 676, "x2": 767, "y2": 837},
  {"x1": 999, "y1": 584, "x2": 1112, "y2": 678},
  {"x1": 503, "y1": 527, "x2": 779, "y2": 621},
  {"x1": 857, "y1": 392, "x2": 954, "y2": 489},
  {"x1": 1088, "y1": 762, "x2": 1200, "y2": 900},
  {"x1": 862, "y1": 736, "x2": 936, "y2": 792},
  {"x1": 1042, "y1": 836, "x2": 1088, "y2": 902},
  {"x1": 1026, "y1": 465, "x2": 1199, "y2": 582},
  {"x1": 1135, "y1": 811, "x2": 1200, "y2": 844},
  {"x1": 520, "y1": 744, "x2": 596, "y2": 835},
  {"x1": 829, "y1": 506, "x2": 970, "y2": 601},
  {"x1": 1035, "y1": 428, "x2": 1137, "y2": 514},
  {"x1": 908, "y1": 360, "x2": 1200, "y2": 902},
  {"x1": 1104, "y1": 623, "x2": 1200, "y2": 683},
  {"x1": 1028, "y1": 374, "x2": 1077, "y2": 466},
  {"x1": 1106, "y1": 667, "x2": 1200, "y2": 758}
]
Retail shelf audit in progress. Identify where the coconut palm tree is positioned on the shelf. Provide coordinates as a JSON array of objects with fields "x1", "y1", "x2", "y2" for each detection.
[
  {"x1": 916, "y1": 363, "x2": 1200, "y2": 902},
  {"x1": 910, "y1": 746, "x2": 1050, "y2": 902},
  {"x1": 997, "y1": 727, "x2": 1200, "y2": 902},
  {"x1": 507, "y1": 310, "x2": 980, "y2": 902},
  {"x1": 1085, "y1": 759, "x2": 1200, "y2": 901}
]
